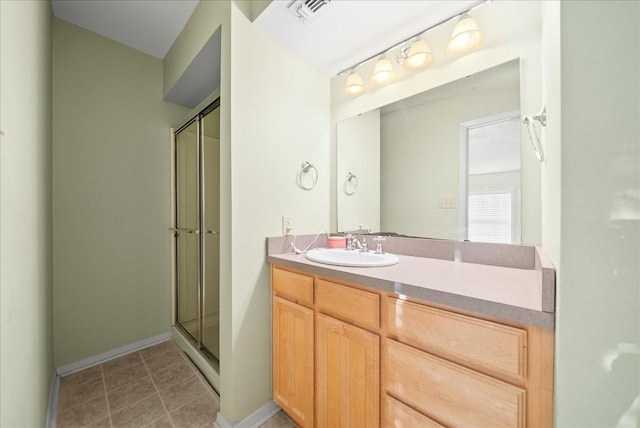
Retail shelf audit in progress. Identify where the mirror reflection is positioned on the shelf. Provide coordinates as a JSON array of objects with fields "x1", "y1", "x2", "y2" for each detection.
[{"x1": 337, "y1": 60, "x2": 531, "y2": 243}]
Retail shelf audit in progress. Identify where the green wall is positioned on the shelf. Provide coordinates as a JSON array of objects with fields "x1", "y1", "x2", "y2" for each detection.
[
  {"x1": 0, "y1": 1, "x2": 54, "y2": 426},
  {"x1": 52, "y1": 18, "x2": 189, "y2": 366},
  {"x1": 226, "y1": 3, "x2": 330, "y2": 421},
  {"x1": 555, "y1": 2, "x2": 640, "y2": 426}
]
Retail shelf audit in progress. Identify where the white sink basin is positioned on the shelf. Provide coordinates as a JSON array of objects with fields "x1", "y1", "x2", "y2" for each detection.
[{"x1": 305, "y1": 248, "x2": 399, "y2": 267}]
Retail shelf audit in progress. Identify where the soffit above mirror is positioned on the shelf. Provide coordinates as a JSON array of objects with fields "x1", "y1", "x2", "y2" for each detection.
[{"x1": 254, "y1": 0, "x2": 479, "y2": 77}]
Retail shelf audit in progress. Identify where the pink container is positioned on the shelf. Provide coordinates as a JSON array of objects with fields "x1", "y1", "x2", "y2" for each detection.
[{"x1": 327, "y1": 236, "x2": 346, "y2": 249}]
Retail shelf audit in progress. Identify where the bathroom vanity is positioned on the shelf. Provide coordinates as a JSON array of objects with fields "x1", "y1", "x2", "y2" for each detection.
[{"x1": 267, "y1": 235, "x2": 555, "y2": 428}]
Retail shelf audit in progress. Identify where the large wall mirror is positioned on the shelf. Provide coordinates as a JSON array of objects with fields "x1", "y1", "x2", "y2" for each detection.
[{"x1": 337, "y1": 59, "x2": 540, "y2": 244}]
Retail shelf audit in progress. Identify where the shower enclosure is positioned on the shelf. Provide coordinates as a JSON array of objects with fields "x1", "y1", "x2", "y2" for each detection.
[{"x1": 172, "y1": 99, "x2": 220, "y2": 363}]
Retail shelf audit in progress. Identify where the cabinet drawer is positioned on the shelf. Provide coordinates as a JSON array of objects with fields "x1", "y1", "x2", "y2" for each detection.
[
  {"x1": 385, "y1": 395, "x2": 445, "y2": 428},
  {"x1": 272, "y1": 267, "x2": 313, "y2": 307},
  {"x1": 386, "y1": 297, "x2": 527, "y2": 380},
  {"x1": 316, "y1": 279, "x2": 379, "y2": 330},
  {"x1": 386, "y1": 339, "x2": 526, "y2": 428}
]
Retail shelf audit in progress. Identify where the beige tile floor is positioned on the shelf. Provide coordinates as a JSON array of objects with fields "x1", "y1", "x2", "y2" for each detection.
[
  {"x1": 57, "y1": 340, "x2": 219, "y2": 427},
  {"x1": 56, "y1": 340, "x2": 296, "y2": 428}
]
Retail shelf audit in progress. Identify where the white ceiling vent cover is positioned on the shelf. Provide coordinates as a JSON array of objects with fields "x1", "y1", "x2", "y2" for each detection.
[{"x1": 288, "y1": 0, "x2": 331, "y2": 24}]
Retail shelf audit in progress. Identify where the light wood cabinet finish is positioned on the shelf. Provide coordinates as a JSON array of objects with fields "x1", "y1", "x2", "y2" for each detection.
[
  {"x1": 525, "y1": 325, "x2": 555, "y2": 428},
  {"x1": 386, "y1": 297, "x2": 527, "y2": 381},
  {"x1": 271, "y1": 264, "x2": 553, "y2": 428},
  {"x1": 386, "y1": 339, "x2": 526, "y2": 428},
  {"x1": 316, "y1": 279, "x2": 380, "y2": 330},
  {"x1": 272, "y1": 267, "x2": 314, "y2": 307},
  {"x1": 272, "y1": 296, "x2": 314, "y2": 428},
  {"x1": 316, "y1": 313, "x2": 380, "y2": 428},
  {"x1": 384, "y1": 395, "x2": 445, "y2": 428}
]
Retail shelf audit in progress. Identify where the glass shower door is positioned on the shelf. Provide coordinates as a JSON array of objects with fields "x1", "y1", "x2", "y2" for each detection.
[
  {"x1": 175, "y1": 119, "x2": 200, "y2": 343},
  {"x1": 173, "y1": 99, "x2": 220, "y2": 364},
  {"x1": 201, "y1": 104, "x2": 220, "y2": 361}
]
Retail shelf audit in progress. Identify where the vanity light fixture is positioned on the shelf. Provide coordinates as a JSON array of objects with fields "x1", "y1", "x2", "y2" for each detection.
[
  {"x1": 339, "y1": 0, "x2": 490, "y2": 98},
  {"x1": 370, "y1": 55, "x2": 396, "y2": 86},
  {"x1": 403, "y1": 38, "x2": 434, "y2": 71},
  {"x1": 343, "y1": 70, "x2": 366, "y2": 96},
  {"x1": 446, "y1": 13, "x2": 483, "y2": 55}
]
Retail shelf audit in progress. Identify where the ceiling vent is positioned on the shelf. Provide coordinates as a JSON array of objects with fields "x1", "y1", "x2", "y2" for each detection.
[{"x1": 288, "y1": 0, "x2": 331, "y2": 24}]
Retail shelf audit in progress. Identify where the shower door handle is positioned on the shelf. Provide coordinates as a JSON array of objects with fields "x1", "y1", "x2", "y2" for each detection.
[{"x1": 169, "y1": 227, "x2": 199, "y2": 235}]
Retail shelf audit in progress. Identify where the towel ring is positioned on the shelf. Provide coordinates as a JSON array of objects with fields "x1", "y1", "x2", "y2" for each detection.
[
  {"x1": 522, "y1": 106, "x2": 547, "y2": 162},
  {"x1": 297, "y1": 161, "x2": 318, "y2": 190},
  {"x1": 343, "y1": 172, "x2": 358, "y2": 195}
]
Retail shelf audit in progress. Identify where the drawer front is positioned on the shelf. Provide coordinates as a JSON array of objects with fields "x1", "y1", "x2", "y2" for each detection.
[
  {"x1": 316, "y1": 279, "x2": 380, "y2": 330},
  {"x1": 386, "y1": 339, "x2": 526, "y2": 428},
  {"x1": 386, "y1": 297, "x2": 527, "y2": 380},
  {"x1": 385, "y1": 395, "x2": 445, "y2": 428},
  {"x1": 272, "y1": 267, "x2": 314, "y2": 307}
]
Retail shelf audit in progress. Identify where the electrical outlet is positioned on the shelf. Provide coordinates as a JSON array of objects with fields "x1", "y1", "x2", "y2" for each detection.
[
  {"x1": 437, "y1": 196, "x2": 457, "y2": 209},
  {"x1": 282, "y1": 216, "x2": 294, "y2": 235}
]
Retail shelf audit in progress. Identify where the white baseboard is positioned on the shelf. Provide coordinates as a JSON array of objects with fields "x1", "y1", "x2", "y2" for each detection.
[
  {"x1": 45, "y1": 370, "x2": 60, "y2": 428},
  {"x1": 55, "y1": 331, "x2": 172, "y2": 377},
  {"x1": 216, "y1": 401, "x2": 281, "y2": 428}
]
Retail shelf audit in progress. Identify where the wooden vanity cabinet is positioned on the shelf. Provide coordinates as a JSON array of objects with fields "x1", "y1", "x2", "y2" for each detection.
[
  {"x1": 271, "y1": 264, "x2": 554, "y2": 428},
  {"x1": 385, "y1": 339, "x2": 526, "y2": 427},
  {"x1": 315, "y1": 313, "x2": 379, "y2": 428},
  {"x1": 272, "y1": 266, "x2": 380, "y2": 428},
  {"x1": 384, "y1": 296, "x2": 554, "y2": 428},
  {"x1": 272, "y1": 269, "x2": 314, "y2": 428},
  {"x1": 315, "y1": 279, "x2": 380, "y2": 427}
]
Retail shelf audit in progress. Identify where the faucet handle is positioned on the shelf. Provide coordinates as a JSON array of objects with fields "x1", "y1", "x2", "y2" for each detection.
[
  {"x1": 345, "y1": 234, "x2": 354, "y2": 250},
  {"x1": 373, "y1": 236, "x2": 386, "y2": 254},
  {"x1": 357, "y1": 237, "x2": 368, "y2": 252}
]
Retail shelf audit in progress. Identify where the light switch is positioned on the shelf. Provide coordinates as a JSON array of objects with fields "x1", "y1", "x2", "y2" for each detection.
[{"x1": 437, "y1": 196, "x2": 457, "y2": 209}]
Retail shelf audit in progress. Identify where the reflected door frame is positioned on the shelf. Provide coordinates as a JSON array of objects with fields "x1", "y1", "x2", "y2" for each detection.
[{"x1": 458, "y1": 109, "x2": 520, "y2": 242}]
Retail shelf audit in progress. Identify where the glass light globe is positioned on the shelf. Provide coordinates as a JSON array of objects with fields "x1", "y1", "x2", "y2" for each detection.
[
  {"x1": 370, "y1": 56, "x2": 396, "y2": 86},
  {"x1": 404, "y1": 39, "x2": 434, "y2": 71},
  {"x1": 447, "y1": 14, "x2": 483, "y2": 55},
  {"x1": 343, "y1": 71, "x2": 366, "y2": 96}
]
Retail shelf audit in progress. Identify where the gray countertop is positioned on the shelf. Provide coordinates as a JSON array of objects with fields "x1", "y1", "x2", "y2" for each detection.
[{"x1": 267, "y1": 235, "x2": 555, "y2": 330}]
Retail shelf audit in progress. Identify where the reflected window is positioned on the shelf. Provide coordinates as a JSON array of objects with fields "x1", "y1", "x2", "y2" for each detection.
[{"x1": 468, "y1": 189, "x2": 515, "y2": 243}]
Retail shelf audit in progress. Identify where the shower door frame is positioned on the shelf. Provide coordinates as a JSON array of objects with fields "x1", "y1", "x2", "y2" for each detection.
[{"x1": 171, "y1": 98, "x2": 221, "y2": 365}]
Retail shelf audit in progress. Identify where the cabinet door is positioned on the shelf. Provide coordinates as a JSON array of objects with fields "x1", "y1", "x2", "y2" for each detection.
[
  {"x1": 316, "y1": 313, "x2": 379, "y2": 428},
  {"x1": 273, "y1": 296, "x2": 314, "y2": 428}
]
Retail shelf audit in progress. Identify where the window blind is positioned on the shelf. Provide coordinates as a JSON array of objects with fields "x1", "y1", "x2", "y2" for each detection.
[{"x1": 468, "y1": 190, "x2": 514, "y2": 244}]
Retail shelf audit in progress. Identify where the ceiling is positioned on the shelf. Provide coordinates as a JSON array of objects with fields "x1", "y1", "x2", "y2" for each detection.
[
  {"x1": 255, "y1": 0, "x2": 479, "y2": 76},
  {"x1": 51, "y1": 0, "x2": 199, "y2": 59},
  {"x1": 52, "y1": 0, "x2": 479, "y2": 76}
]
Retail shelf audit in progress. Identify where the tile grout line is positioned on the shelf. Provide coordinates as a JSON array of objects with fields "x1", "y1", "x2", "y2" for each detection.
[
  {"x1": 100, "y1": 364, "x2": 114, "y2": 428},
  {"x1": 163, "y1": 391, "x2": 213, "y2": 423},
  {"x1": 172, "y1": 343, "x2": 221, "y2": 423},
  {"x1": 176, "y1": 348, "x2": 220, "y2": 402},
  {"x1": 104, "y1": 354, "x2": 157, "y2": 425},
  {"x1": 140, "y1": 350, "x2": 176, "y2": 428},
  {"x1": 56, "y1": 372, "x2": 108, "y2": 425},
  {"x1": 162, "y1": 355, "x2": 219, "y2": 426}
]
